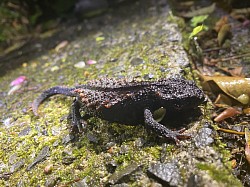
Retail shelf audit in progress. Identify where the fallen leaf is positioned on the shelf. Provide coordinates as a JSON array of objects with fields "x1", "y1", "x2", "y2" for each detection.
[
  {"x1": 214, "y1": 94, "x2": 234, "y2": 107},
  {"x1": 214, "y1": 16, "x2": 228, "y2": 32},
  {"x1": 200, "y1": 75, "x2": 250, "y2": 106},
  {"x1": 96, "y1": 36, "x2": 105, "y2": 42},
  {"x1": 190, "y1": 15, "x2": 208, "y2": 27},
  {"x1": 245, "y1": 128, "x2": 250, "y2": 164},
  {"x1": 231, "y1": 7, "x2": 250, "y2": 20},
  {"x1": 242, "y1": 19, "x2": 250, "y2": 27},
  {"x1": 219, "y1": 67, "x2": 243, "y2": 77},
  {"x1": 243, "y1": 107, "x2": 250, "y2": 114},
  {"x1": 55, "y1": 40, "x2": 68, "y2": 52},
  {"x1": 74, "y1": 61, "x2": 86, "y2": 68},
  {"x1": 182, "y1": 3, "x2": 216, "y2": 18},
  {"x1": 231, "y1": 159, "x2": 237, "y2": 169},
  {"x1": 214, "y1": 107, "x2": 241, "y2": 122},
  {"x1": 189, "y1": 24, "x2": 204, "y2": 39},
  {"x1": 217, "y1": 24, "x2": 231, "y2": 46}
]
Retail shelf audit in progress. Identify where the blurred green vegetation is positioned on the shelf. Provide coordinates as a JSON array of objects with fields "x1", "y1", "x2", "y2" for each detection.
[
  {"x1": 1, "y1": 0, "x2": 249, "y2": 53},
  {"x1": 0, "y1": 1, "x2": 29, "y2": 45},
  {"x1": 0, "y1": 0, "x2": 76, "y2": 52}
]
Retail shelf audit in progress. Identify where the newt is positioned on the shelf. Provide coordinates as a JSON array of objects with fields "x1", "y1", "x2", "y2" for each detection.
[{"x1": 32, "y1": 77, "x2": 205, "y2": 142}]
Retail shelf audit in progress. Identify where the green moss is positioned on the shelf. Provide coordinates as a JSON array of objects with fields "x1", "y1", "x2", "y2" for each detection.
[
  {"x1": 213, "y1": 138, "x2": 233, "y2": 170},
  {"x1": 143, "y1": 146, "x2": 161, "y2": 159},
  {"x1": 114, "y1": 152, "x2": 133, "y2": 165},
  {"x1": 197, "y1": 163, "x2": 242, "y2": 187}
]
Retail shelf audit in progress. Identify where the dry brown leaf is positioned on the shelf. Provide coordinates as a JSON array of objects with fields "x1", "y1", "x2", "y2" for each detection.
[
  {"x1": 200, "y1": 75, "x2": 250, "y2": 106},
  {"x1": 214, "y1": 16, "x2": 228, "y2": 32},
  {"x1": 245, "y1": 128, "x2": 250, "y2": 165},
  {"x1": 55, "y1": 40, "x2": 68, "y2": 52},
  {"x1": 218, "y1": 24, "x2": 231, "y2": 46},
  {"x1": 182, "y1": 3, "x2": 216, "y2": 18},
  {"x1": 214, "y1": 107, "x2": 241, "y2": 122}
]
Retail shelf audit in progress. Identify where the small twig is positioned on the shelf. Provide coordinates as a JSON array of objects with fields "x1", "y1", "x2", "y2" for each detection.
[
  {"x1": 217, "y1": 127, "x2": 245, "y2": 135},
  {"x1": 221, "y1": 53, "x2": 250, "y2": 61},
  {"x1": 203, "y1": 47, "x2": 229, "y2": 52}
]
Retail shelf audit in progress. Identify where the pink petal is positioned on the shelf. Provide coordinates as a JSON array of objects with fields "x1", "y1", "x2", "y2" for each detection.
[
  {"x1": 10, "y1": 76, "x2": 26, "y2": 86},
  {"x1": 87, "y1": 60, "x2": 97, "y2": 65}
]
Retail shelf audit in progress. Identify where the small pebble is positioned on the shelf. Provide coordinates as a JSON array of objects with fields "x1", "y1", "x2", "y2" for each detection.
[
  {"x1": 86, "y1": 133, "x2": 98, "y2": 143},
  {"x1": 18, "y1": 126, "x2": 31, "y2": 137},
  {"x1": 3, "y1": 117, "x2": 14, "y2": 128},
  {"x1": 108, "y1": 162, "x2": 142, "y2": 185},
  {"x1": 194, "y1": 127, "x2": 214, "y2": 148},
  {"x1": 8, "y1": 84, "x2": 22, "y2": 95},
  {"x1": 10, "y1": 159, "x2": 25, "y2": 173},
  {"x1": 130, "y1": 57, "x2": 144, "y2": 66},
  {"x1": 9, "y1": 153, "x2": 18, "y2": 165},
  {"x1": 44, "y1": 177, "x2": 57, "y2": 187},
  {"x1": 148, "y1": 161, "x2": 182, "y2": 186},
  {"x1": 74, "y1": 61, "x2": 86, "y2": 68},
  {"x1": 44, "y1": 164, "x2": 53, "y2": 174},
  {"x1": 27, "y1": 146, "x2": 50, "y2": 171},
  {"x1": 50, "y1": 66, "x2": 59, "y2": 72},
  {"x1": 62, "y1": 134, "x2": 74, "y2": 144}
]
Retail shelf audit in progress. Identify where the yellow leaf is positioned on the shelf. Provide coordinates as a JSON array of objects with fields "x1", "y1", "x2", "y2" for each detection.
[{"x1": 189, "y1": 25, "x2": 204, "y2": 39}]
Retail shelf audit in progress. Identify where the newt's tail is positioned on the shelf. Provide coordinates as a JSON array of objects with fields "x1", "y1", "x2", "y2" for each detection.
[{"x1": 32, "y1": 86, "x2": 76, "y2": 116}]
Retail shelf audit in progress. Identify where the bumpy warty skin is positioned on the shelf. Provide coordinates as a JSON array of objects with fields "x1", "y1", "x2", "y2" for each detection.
[{"x1": 33, "y1": 77, "x2": 205, "y2": 125}]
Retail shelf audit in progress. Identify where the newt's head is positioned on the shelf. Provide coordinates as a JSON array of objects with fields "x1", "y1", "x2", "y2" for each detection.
[
  {"x1": 177, "y1": 78, "x2": 206, "y2": 110},
  {"x1": 159, "y1": 77, "x2": 206, "y2": 110}
]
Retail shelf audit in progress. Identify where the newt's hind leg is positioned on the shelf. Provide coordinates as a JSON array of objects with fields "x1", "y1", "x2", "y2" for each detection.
[
  {"x1": 68, "y1": 99, "x2": 85, "y2": 132},
  {"x1": 144, "y1": 109, "x2": 190, "y2": 143}
]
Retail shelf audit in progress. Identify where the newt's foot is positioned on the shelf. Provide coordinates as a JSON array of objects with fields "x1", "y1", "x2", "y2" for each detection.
[
  {"x1": 165, "y1": 130, "x2": 191, "y2": 144},
  {"x1": 144, "y1": 109, "x2": 191, "y2": 143}
]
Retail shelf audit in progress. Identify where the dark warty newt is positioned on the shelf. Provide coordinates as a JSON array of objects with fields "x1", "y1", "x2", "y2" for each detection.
[{"x1": 32, "y1": 77, "x2": 205, "y2": 143}]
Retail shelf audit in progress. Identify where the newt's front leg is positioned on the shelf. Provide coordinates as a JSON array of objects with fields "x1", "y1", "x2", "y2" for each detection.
[{"x1": 144, "y1": 109, "x2": 190, "y2": 143}]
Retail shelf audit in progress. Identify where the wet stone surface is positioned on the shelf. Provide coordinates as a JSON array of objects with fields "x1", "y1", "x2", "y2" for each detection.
[
  {"x1": 194, "y1": 126, "x2": 214, "y2": 148},
  {"x1": 10, "y1": 159, "x2": 25, "y2": 173},
  {"x1": 18, "y1": 126, "x2": 31, "y2": 137},
  {"x1": 130, "y1": 57, "x2": 145, "y2": 66},
  {"x1": 27, "y1": 146, "x2": 50, "y2": 171},
  {"x1": 44, "y1": 177, "x2": 58, "y2": 187},
  {"x1": 147, "y1": 161, "x2": 182, "y2": 186},
  {"x1": 61, "y1": 134, "x2": 75, "y2": 144},
  {"x1": 108, "y1": 162, "x2": 143, "y2": 185}
]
